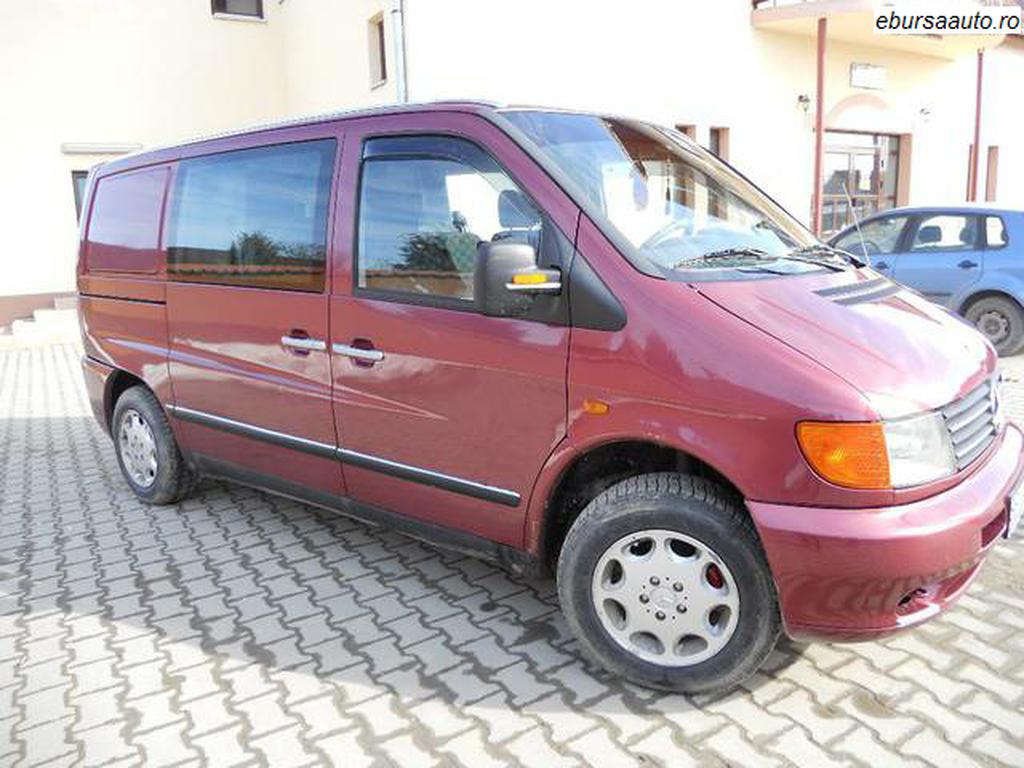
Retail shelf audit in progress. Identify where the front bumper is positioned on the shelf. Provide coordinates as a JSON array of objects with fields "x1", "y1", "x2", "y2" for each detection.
[{"x1": 748, "y1": 424, "x2": 1024, "y2": 642}]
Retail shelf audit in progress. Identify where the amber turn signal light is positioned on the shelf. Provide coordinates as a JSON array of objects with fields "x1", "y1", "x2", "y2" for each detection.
[
  {"x1": 511, "y1": 272, "x2": 549, "y2": 285},
  {"x1": 796, "y1": 421, "x2": 891, "y2": 490}
]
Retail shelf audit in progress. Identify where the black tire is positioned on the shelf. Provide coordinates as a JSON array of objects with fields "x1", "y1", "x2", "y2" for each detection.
[
  {"x1": 111, "y1": 386, "x2": 197, "y2": 505},
  {"x1": 556, "y1": 472, "x2": 780, "y2": 694},
  {"x1": 965, "y1": 295, "x2": 1024, "y2": 357}
]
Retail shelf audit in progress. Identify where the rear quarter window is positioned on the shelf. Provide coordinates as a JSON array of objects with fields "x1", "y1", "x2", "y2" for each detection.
[{"x1": 86, "y1": 167, "x2": 168, "y2": 273}]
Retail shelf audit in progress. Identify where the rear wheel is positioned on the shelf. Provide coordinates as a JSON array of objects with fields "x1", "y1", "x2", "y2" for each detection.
[
  {"x1": 965, "y1": 295, "x2": 1024, "y2": 356},
  {"x1": 112, "y1": 386, "x2": 196, "y2": 504},
  {"x1": 557, "y1": 473, "x2": 780, "y2": 694}
]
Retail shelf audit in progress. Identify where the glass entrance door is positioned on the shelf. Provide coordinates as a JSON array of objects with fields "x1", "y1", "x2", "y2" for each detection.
[{"x1": 821, "y1": 131, "x2": 901, "y2": 236}]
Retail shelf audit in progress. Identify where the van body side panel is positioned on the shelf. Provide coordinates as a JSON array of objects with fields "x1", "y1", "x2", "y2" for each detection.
[
  {"x1": 77, "y1": 163, "x2": 173, "y2": 406},
  {"x1": 79, "y1": 274, "x2": 166, "y2": 304},
  {"x1": 79, "y1": 295, "x2": 173, "y2": 405},
  {"x1": 165, "y1": 284, "x2": 342, "y2": 495},
  {"x1": 328, "y1": 113, "x2": 577, "y2": 547},
  {"x1": 163, "y1": 125, "x2": 344, "y2": 499},
  {"x1": 524, "y1": 216, "x2": 883, "y2": 556}
]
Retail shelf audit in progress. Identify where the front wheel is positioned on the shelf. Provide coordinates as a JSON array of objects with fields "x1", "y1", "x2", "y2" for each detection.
[
  {"x1": 556, "y1": 473, "x2": 780, "y2": 694},
  {"x1": 965, "y1": 295, "x2": 1024, "y2": 356}
]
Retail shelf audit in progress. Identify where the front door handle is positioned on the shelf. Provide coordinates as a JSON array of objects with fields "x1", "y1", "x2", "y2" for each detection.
[
  {"x1": 333, "y1": 342, "x2": 385, "y2": 364},
  {"x1": 281, "y1": 334, "x2": 327, "y2": 353},
  {"x1": 958, "y1": 260, "x2": 979, "y2": 270},
  {"x1": 874, "y1": 260, "x2": 889, "y2": 270}
]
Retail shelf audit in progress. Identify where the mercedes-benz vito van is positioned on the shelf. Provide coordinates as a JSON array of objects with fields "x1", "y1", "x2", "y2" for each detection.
[{"x1": 78, "y1": 102, "x2": 1023, "y2": 693}]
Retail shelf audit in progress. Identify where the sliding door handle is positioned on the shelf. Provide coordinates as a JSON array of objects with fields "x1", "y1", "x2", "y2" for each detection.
[
  {"x1": 333, "y1": 342, "x2": 384, "y2": 363},
  {"x1": 281, "y1": 335, "x2": 327, "y2": 352}
]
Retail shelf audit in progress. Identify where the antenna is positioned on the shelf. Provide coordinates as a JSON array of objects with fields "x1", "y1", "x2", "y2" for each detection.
[{"x1": 841, "y1": 180, "x2": 868, "y2": 262}]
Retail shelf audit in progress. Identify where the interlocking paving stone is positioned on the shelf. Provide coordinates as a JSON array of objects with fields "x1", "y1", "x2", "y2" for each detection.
[{"x1": 0, "y1": 342, "x2": 1022, "y2": 766}]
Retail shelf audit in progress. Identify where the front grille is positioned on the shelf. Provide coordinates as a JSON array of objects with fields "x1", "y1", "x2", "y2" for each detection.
[{"x1": 941, "y1": 377, "x2": 998, "y2": 471}]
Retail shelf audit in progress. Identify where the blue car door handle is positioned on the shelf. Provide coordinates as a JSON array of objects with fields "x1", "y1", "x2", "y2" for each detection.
[
  {"x1": 958, "y1": 260, "x2": 978, "y2": 269},
  {"x1": 875, "y1": 261, "x2": 889, "y2": 270}
]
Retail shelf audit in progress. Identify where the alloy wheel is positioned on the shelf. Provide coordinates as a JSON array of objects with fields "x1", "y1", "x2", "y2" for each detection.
[{"x1": 591, "y1": 529, "x2": 740, "y2": 667}]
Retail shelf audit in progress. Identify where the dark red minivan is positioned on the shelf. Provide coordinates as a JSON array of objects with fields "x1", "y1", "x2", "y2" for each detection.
[{"x1": 78, "y1": 102, "x2": 1024, "y2": 692}]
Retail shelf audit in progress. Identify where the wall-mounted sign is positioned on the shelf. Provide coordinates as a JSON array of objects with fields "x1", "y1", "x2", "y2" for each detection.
[{"x1": 850, "y1": 63, "x2": 888, "y2": 90}]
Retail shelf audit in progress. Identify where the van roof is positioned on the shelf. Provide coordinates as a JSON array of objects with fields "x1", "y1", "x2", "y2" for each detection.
[{"x1": 94, "y1": 100, "x2": 541, "y2": 176}]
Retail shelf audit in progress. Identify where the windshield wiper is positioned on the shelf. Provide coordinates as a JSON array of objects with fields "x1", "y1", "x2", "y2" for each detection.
[
  {"x1": 790, "y1": 244, "x2": 865, "y2": 268},
  {"x1": 672, "y1": 247, "x2": 773, "y2": 268}
]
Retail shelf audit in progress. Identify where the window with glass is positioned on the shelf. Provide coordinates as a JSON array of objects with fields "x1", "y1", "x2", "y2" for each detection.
[
  {"x1": 72, "y1": 171, "x2": 89, "y2": 220},
  {"x1": 167, "y1": 140, "x2": 335, "y2": 291},
  {"x1": 910, "y1": 215, "x2": 979, "y2": 253},
  {"x1": 211, "y1": 0, "x2": 263, "y2": 18},
  {"x1": 821, "y1": 131, "x2": 901, "y2": 236},
  {"x1": 503, "y1": 110, "x2": 824, "y2": 281},
  {"x1": 833, "y1": 216, "x2": 908, "y2": 257},
  {"x1": 87, "y1": 167, "x2": 166, "y2": 273},
  {"x1": 356, "y1": 137, "x2": 541, "y2": 302},
  {"x1": 709, "y1": 128, "x2": 730, "y2": 161},
  {"x1": 985, "y1": 216, "x2": 1009, "y2": 249},
  {"x1": 368, "y1": 15, "x2": 387, "y2": 85}
]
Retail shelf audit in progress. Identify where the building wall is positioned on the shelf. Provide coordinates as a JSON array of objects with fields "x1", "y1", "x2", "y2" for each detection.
[
  {"x1": 402, "y1": 0, "x2": 1017, "y2": 222},
  {"x1": 985, "y1": 41, "x2": 1024, "y2": 204},
  {"x1": 0, "y1": 0, "x2": 292, "y2": 298},
  {"x1": 279, "y1": 0, "x2": 397, "y2": 115},
  {"x1": 1, "y1": 0, "x2": 1019, "y2": 300}
]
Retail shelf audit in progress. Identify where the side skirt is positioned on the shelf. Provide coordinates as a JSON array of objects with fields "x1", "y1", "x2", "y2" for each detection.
[{"x1": 189, "y1": 454, "x2": 544, "y2": 578}]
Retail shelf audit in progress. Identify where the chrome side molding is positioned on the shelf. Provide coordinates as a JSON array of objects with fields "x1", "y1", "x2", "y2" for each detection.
[
  {"x1": 167, "y1": 404, "x2": 520, "y2": 507},
  {"x1": 337, "y1": 447, "x2": 520, "y2": 507},
  {"x1": 168, "y1": 405, "x2": 337, "y2": 459}
]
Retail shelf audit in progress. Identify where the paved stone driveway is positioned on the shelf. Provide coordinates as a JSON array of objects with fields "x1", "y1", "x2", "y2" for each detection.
[{"x1": 1, "y1": 343, "x2": 1022, "y2": 768}]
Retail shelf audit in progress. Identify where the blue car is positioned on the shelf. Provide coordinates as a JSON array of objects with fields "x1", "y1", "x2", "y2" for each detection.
[{"x1": 829, "y1": 205, "x2": 1024, "y2": 355}]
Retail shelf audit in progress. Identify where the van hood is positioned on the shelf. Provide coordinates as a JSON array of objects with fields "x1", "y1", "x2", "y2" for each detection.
[{"x1": 695, "y1": 270, "x2": 996, "y2": 419}]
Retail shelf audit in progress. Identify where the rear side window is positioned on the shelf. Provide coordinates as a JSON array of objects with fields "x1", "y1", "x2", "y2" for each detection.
[
  {"x1": 167, "y1": 140, "x2": 335, "y2": 291},
  {"x1": 87, "y1": 167, "x2": 167, "y2": 273},
  {"x1": 910, "y1": 214, "x2": 978, "y2": 252},
  {"x1": 985, "y1": 216, "x2": 1009, "y2": 249}
]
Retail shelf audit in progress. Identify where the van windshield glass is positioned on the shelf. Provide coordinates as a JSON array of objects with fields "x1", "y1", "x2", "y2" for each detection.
[{"x1": 501, "y1": 110, "x2": 821, "y2": 277}]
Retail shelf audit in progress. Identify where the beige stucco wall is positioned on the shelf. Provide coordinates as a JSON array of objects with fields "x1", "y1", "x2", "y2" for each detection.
[
  {"x1": 985, "y1": 42, "x2": 1024, "y2": 205},
  {"x1": 402, "y1": 0, "x2": 1017, "y2": 224},
  {"x1": 0, "y1": 0, "x2": 293, "y2": 297},
  {"x1": 1, "y1": 0, "x2": 1019, "y2": 299},
  {"x1": 279, "y1": 0, "x2": 397, "y2": 115}
]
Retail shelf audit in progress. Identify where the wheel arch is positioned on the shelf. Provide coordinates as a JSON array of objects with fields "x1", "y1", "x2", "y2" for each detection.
[
  {"x1": 104, "y1": 368, "x2": 148, "y2": 431},
  {"x1": 527, "y1": 435, "x2": 746, "y2": 572},
  {"x1": 958, "y1": 287, "x2": 1024, "y2": 316}
]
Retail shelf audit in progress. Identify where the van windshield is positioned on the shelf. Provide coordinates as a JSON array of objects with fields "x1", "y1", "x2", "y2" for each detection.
[{"x1": 501, "y1": 110, "x2": 825, "y2": 279}]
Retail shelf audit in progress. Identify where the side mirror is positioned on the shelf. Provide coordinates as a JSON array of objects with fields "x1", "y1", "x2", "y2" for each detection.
[{"x1": 474, "y1": 241, "x2": 562, "y2": 317}]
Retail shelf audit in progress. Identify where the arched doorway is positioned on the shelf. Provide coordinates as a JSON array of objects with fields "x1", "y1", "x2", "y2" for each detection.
[{"x1": 820, "y1": 94, "x2": 910, "y2": 235}]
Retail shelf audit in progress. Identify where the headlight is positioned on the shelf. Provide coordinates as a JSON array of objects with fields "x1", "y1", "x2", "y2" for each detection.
[
  {"x1": 882, "y1": 412, "x2": 956, "y2": 487},
  {"x1": 798, "y1": 413, "x2": 956, "y2": 490}
]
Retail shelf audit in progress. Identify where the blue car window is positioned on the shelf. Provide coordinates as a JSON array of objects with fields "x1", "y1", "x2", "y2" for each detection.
[
  {"x1": 834, "y1": 216, "x2": 907, "y2": 257},
  {"x1": 910, "y1": 215, "x2": 978, "y2": 252},
  {"x1": 985, "y1": 216, "x2": 1009, "y2": 249}
]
